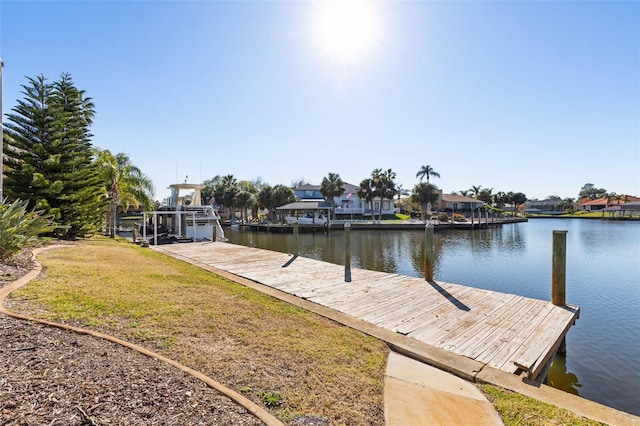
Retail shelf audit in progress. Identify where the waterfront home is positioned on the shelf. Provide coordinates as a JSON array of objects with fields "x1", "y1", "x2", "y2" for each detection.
[
  {"x1": 438, "y1": 193, "x2": 485, "y2": 212},
  {"x1": 524, "y1": 199, "x2": 566, "y2": 215},
  {"x1": 292, "y1": 182, "x2": 395, "y2": 218},
  {"x1": 579, "y1": 195, "x2": 640, "y2": 211}
]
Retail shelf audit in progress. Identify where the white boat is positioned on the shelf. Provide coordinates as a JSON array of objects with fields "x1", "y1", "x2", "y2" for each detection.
[
  {"x1": 142, "y1": 183, "x2": 226, "y2": 245},
  {"x1": 285, "y1": 214, "x2": 327, "y2": 226}
]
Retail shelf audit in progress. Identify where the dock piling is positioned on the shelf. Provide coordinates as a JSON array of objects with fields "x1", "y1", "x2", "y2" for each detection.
[
  {"x1": 552, "y1": 230, "x2": 567, "y2": 306},
  {"x1": 344, "y1": 223, "x2": 351, "y2": 282},
  {"x1": 293, "y1": 221, "x2": 299, "y2": 257},
  {"x1": 424, "y1": 223, "x2": 434, "y2": 281}
]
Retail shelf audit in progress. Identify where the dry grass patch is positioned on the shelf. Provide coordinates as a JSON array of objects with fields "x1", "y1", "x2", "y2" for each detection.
[{"x1": 9, "y1": 238, "x2": 387, "y2": 425}]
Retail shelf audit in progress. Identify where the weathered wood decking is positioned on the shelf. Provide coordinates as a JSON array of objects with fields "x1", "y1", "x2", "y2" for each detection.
[{"x1": 155, "y1": 242, "x2": 579, "y2": 380}]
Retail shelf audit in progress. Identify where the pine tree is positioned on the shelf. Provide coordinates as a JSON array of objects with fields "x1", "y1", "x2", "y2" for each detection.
[{"x1": 3, "y1": 73, "x2": 105, "y2": 238}]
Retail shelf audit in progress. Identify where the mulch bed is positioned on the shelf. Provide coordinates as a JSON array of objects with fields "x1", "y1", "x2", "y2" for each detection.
[{"x1": 0, "y1": 252, "x2": 263, "y2": 426}]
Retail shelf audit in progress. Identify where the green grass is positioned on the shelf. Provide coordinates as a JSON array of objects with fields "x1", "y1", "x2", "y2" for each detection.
[
  {"x1": 10, "y1": 237, "x2": 387, "y2": 424},
  {"x1": 479, "y1": 385, "x2": 605, "y2": 426},
  {"x1": 8, "y1": 237, "x2": 610, "y2": 425}
]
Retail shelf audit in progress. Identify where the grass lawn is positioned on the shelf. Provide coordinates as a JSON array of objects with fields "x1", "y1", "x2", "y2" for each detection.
[{"x1": 8, "y1": 237, "x2": 605, "y2": 425}]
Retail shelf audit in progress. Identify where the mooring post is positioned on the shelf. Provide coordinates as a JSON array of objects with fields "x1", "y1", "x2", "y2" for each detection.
[
  {"x1": 552, "y1": 230, "x2": 568, "y2": 306},
  {"x1": 424, "y1": 223, "x2": 434, "y2": 281},
  {"x1": 293, "y1": 221, "x2": 299, "y2": 257},
  {"x1": 344, "y1": 223, "x2": 351, "y2": 282}
]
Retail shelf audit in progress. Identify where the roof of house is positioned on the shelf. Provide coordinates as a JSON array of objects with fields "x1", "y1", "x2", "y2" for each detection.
[
  {"x1": 294, "y1": 182, "x2": 359, "y2": 195},
  {"x1": 294, "y1": 184, "x2": 321, "y2": 191},
  {"x1": 276, "y1": 201, "x2": 331, "y2": 210},
  {"x1": 441, "y1": 194, "x2": 485, "y2": 204},
  {"x1": 580, "y1": 195, "x2": 640, "y2": 206}
]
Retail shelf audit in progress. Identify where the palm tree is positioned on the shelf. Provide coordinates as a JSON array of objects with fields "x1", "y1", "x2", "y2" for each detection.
[
  {"x1": 416, "y1": 165, "x2": 440, "y2": 183},
  {"x1": 478, "y1": 187, "x2": 494, "y2": 204},
  {"x1": 411, "y1": 182, "x2": 439, "y2": 221},
  {"x1": 357, "y1": 178, "x2": 375, "y2": 221},
  {"x1": 237, "y1": 180, "x2": 259, "y2": 221},
  {"x1": 321, "y1": 172, "x2": 345, "y2": 216},
  {"x1": 555, "y1": 197, "x2": 576, "y2": 213},
  {"x1": 372, "y1": 168, "x2": 397, "y2": 222},
  {"x1": 96, "y1": 149, "x2": 155, "y2": 238},
  {"x1": 511, "y1": 192, "x2": 527, "y2": 217},
  {"x1": 469, "y1": 185, "x2": 483, "y2": 198},
  {"x1": 396, "y1": 184, "x2": 410, "y2": 201},
  {"x1": 235, "y1": 191, "x2": 253, "y2": 222}
]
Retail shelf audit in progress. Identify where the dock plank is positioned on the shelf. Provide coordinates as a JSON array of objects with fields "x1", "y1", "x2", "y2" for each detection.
[{"x1": 154, "y1": 242, "x2": 579, "y2": 381}]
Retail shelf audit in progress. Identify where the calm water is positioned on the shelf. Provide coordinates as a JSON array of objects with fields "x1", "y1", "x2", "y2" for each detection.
[{"x1": 225, "y1": 219, "x2": 640, "y2": 415}]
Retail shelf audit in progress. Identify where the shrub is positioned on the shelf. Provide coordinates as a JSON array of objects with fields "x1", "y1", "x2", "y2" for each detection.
[
  {"x1": 453, "y1": 213, "x2": 467, "y2": 222},
  {"x1": 0, "y1": 198, "x2": 56, "y2": 261}
]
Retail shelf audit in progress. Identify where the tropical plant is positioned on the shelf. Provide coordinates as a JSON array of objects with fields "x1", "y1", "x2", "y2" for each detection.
[
  {"x1": 212, "y1": 175, "x2": 239, "y2": 219},
  {"x1": 395, "y1": 184, "x2": 410, "y2": 200},
  {"x1": 257, "y1": 185, "x2": 275, "y2": 221},
  {"x1": 202, "y1": 175, "x2": 223, "y2": 205},
  {"x1": 477, "y1": 187, "x2": 494, "y2": 204},
  {"x1": 257, "y1": 184, "x2": 295, "y2": 222},
  {"x1": 411, "y1": 182, "x2": 439, "y2": 221},
  {"x1": 555, "y1": 197, "x2": 576, "y2": 213},
  {"x1": 234, "y1": 191, "x2": 253, "y2": 222},
  {"x1": 270, "y1": 185, "x2": 296, "y2": 221},
  {"x1": 371, "y1": 168, "x2": 397, "y2": 223},
  {"x1": 510, "y1": 192, "x2": 527, "y2": 216},
  {"x1": 469, "y1": 185, "x2": 483, "y2": 198},
  {"x1": 238, "y1": 179, "x2": 262, "y2": 220},
  {"x1": 357, "y1": 178, "x2": 375, "y2": 220},
  {"x1": 0, "y1": 198, "x2": 55, "y2": 261},
  {"x1": 415, "y1": 165, "x2": 440, "y2": 183},
  {"x1": 95, "y1": 149, "x2": 155, "y2": 238},
  {"x1": 493, "y1": 191, "x2": 507, "y2": 208},
  {"x1": 2, "y1": 73, "x2": 104, "y2": 238},
  {"x1": 604, "y1": 192, "x2": 629, "y2": 208},
  {"x1": 320, "y1": 172, "x2": 345, "y2": 216}
]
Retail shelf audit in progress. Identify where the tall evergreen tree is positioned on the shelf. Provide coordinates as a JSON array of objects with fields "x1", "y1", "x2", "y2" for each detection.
[{"x1": 3, "y1": 73, "x2": 105, "y2": 238}]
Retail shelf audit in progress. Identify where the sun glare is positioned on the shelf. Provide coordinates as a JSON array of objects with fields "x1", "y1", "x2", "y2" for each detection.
[{"x1": 310, "y1": 0, "x2": 382, "y2": 66}]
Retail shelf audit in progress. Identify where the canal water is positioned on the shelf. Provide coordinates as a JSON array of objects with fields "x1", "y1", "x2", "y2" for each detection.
[{"x1": 224, "y1": 219, "x2": 640, "y2": 416}]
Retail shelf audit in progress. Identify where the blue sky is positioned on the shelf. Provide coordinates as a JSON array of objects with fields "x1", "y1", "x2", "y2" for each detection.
[{"x1": 2, "y1": 0, "x2": 638, "y2": 202}]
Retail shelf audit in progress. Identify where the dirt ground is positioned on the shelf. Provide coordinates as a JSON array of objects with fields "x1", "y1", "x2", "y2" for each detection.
[{"x1": 0, "y1": 252, "x2": 266, "y2": 425}]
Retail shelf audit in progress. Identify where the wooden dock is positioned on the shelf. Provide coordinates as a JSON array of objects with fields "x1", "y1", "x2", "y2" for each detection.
[
  {"x1": 154, "y1": 242, "x2": 579, "y2": 381},
  {"x1": 239, "y1": 217, "x2": 527, "y2": 233}
]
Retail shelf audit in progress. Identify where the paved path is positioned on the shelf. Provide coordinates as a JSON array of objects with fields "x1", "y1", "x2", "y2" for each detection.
[{"x1": 385, "y1": 351, "x2": 503, "y2": 425}]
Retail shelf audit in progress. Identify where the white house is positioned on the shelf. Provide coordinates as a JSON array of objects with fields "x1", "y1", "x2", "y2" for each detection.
[{"x1": 292, "y1": 182, "x2": 395, "y2": 217}]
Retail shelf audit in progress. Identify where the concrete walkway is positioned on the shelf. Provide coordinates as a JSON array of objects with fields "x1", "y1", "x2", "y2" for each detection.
[{"x1": 385, "y1": 351, "x2": 503, "y2": 425}]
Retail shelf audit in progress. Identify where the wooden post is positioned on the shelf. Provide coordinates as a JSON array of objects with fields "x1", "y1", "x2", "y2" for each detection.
[
  {"x1": 344, "y1": 223, "x2": 351, "y2": 282},
  {"x1": 424, "y1": 223, "x2": 434, "y2": 281},
  {"x1": 293, "y1": 221, "x2": 299, "y2": 257},
  {"x1": 552, "y1": 230, "x2": 567, "y2": 306},
  {"x1": 153, "y1": 213, "x2": 158, "y2": 246},
  {"x1": 471, "y1": 208, "x2": 475, "y2": 230}
]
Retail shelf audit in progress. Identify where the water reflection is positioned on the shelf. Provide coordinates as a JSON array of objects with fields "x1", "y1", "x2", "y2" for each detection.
[
  {"x1": 548, "y1": 354, "x2": 582, "y2": 396},
  {"x1": 224, "y1": 220, "x2": 640, "y2": 416}
]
